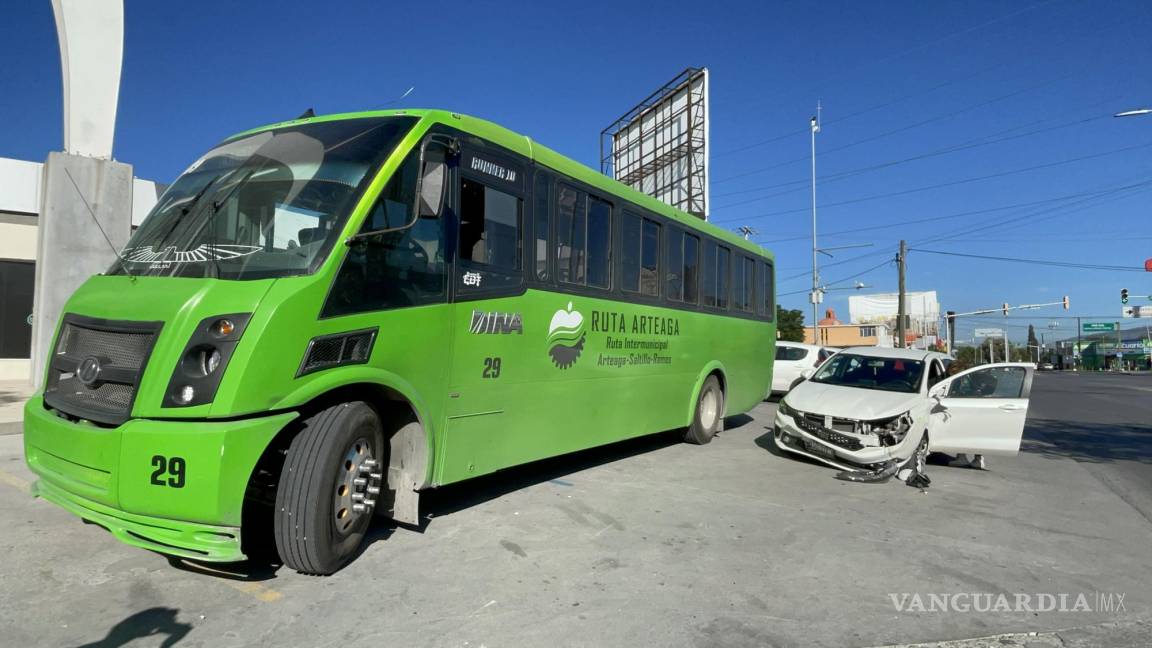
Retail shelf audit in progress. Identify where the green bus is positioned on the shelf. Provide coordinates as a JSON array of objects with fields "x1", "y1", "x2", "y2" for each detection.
[{"x1": 24, "y1": 109, "x2": 776, "y2": 574}]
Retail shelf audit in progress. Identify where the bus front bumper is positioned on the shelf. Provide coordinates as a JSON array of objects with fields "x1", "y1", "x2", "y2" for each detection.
[{"x1": 23, "y1": 395, "x2": 298, "y2": 562}]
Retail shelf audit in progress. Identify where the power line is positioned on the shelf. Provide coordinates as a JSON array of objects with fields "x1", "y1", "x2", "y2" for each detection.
[
  {"x1": 908, "y1": 248, "x2": 1149, "y2": 272},
  {"x1": 752, "y1": 179, "x2": 1150, "y2": 244},
  {"x1": 713, "y1": 112, "x2": 1107, "y2": 203},
  {"x1": 716, "y1": 141, "x2": 1152, "y2": 224}
]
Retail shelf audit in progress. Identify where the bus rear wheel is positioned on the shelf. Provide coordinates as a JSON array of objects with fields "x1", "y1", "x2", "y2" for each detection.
[
  {"x1": 684, "y1": 375, "x2": 724, "y2": 445},
  {"x1": 274, "y1": 401, "x2": 385, "y2": 575}
]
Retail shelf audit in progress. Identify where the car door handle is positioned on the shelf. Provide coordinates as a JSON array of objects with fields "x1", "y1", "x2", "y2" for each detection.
[{"x1": 998, "y1": 403, "x2": 1024, "y2": 411}]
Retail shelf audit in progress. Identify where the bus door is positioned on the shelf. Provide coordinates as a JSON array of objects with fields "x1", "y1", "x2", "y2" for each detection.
[{"x1": 441, "y1": 144, "x2": 530, "y2": 481}]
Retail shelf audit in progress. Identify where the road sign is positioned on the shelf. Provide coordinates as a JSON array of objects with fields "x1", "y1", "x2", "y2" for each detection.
[
  {"x1": 1082, "y1": 322, "x2": 1117, "y2": 332},
  {"x1": 974, "y1": 328, "x2": 1004, "y2": 338}
]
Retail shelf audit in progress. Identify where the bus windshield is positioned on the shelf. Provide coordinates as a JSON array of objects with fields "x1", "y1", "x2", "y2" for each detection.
[{"x1": 111, "y1": 116, "x2": 417, "y2": 280}]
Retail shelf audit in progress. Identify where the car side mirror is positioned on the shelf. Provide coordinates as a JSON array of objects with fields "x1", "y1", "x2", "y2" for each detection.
[{"x1": 800, "y1": 368, "x2": 815, "y2": 381}]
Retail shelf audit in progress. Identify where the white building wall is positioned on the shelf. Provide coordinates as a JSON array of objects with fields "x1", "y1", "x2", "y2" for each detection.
[{"x1": 0, "y1": 156, "x2": 162, "y2": 381}]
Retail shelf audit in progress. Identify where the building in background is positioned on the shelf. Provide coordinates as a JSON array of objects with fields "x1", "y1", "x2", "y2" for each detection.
[
  {"x1": 1052, "y1": 325, "x2": 1152, "y2": 371},
  {"x1": 803, "y1": 308, "x2": 893, "y2": 347},
  {"x1": 0, "y1": 156, "x2": 162, "y2": 380},
  {"x1": 849, "y1": 291, "x2": 941, "y2": 349}
]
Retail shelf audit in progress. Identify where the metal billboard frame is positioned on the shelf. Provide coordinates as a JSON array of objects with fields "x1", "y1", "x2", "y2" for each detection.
[{"x1": 600, "y1": 67, "x2": 709, "y2": 219}]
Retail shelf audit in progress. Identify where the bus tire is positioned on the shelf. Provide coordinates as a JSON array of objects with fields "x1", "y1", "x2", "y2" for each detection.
[
  {"x1": 274, "y1": 401, "x2": 384, "y2": 575},
  {"x1": 685, "y1": 375, "x2": 724, "y2": 445}
]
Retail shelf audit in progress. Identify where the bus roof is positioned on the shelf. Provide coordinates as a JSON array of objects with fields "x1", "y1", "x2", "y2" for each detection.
[{"x1": 228, "y1": 108, "x2": 771, "y2": 260}]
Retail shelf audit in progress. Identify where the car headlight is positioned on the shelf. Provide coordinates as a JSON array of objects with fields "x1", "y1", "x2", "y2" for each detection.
[
  {"x1": 778, "y1": 399, "x2": 798, "y2": 420},
  {"x1": 863, "y1": 411, "x2": 913, "y2": 446}
]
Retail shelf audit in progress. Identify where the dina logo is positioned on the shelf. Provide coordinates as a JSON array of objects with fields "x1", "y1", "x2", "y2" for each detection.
[
  {"x1": 547, "y1": 301, "x2": 585, "y2": 369},
  {"x1": 470, "y1": 310, "x2": 523, "y2": 335}
]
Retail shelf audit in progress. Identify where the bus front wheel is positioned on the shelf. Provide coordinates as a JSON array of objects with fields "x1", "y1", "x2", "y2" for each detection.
[
  {"x1": 685, "y1": 375, "x2": 724, "y2": 445},
  {"x1": 274, "y1": 401, "x2": 385, "y2": 575}
]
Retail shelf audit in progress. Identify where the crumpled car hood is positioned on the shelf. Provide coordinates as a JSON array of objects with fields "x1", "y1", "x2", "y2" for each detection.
[{"x1": 783, "y1": 380, "x2": 920, "y2": 420}]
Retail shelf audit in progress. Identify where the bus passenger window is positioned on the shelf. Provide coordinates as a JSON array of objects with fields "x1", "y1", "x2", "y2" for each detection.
[
  {"x1": 716, "y1": 246, "x2": 730, "y2": 309},
  {"x1": 556, "y1": 184, "x2": 586, "y2": 285},
  {"x1": 666, "y1": 228, "x2": 683, "y2": 300},
  {"x1": 733, "y1": 255, "x2": 746, "y2": 312},
  {"x1": 556, "y1": 185, "x2": 611, "y2": 289},
  {"x1": 762, "y1": 261, "x2": 775, "y2": 320},
  {"x1": 683, "y1": 233, "x2": 700, "y2": 303},
  {"x1": 587, "y1": 196, "x2": 611, "y2": 289},
  {"x1": 623, "y1": 212, "x2": 660, "y2": 296},
  {"x1": 460, "y1": 179, "x2": 521, "y2": 271},
  {"x1": 736, "y1": 256, "x2": 755, "y2": 313},
  {"x1": 534, "y1": 173, "x2": 549, "y2": 281},
  {"x1": 702, "y1": 241, "x2": 718, "y2": 307}
]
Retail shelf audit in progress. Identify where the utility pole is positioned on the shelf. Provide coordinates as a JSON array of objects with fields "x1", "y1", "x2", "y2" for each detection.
[
  {"x1": 809, "y1": 104, "x2": 822, "y2": 346},
  {"x1": 1076, "y1": 316, "x2": 1082, "y2": 371},
  {"x1": 946, "y1": 310, "x2": 956, "y2": 356},
  {"x1": 896, "y1": 239, "x2": 907, "y2": 348}
]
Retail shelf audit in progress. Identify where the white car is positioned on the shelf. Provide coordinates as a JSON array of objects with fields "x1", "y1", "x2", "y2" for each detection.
[
  {"x1": 772, "y1": 342, "x2": 835, "y2": 394},
  {"x1": 774, "y1": 347, "x2": 1035, "y2": 473}
]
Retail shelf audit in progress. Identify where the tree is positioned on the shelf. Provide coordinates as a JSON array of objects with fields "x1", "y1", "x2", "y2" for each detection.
[
  {"x1": 776, "y1": 306, "x2": 805, "y2": 342},
  {"x1": 1027, "y1": 324, "x2": 1039, "y2": 350}
]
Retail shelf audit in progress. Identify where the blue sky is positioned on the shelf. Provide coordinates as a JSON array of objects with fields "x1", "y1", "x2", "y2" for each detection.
[{"x1": 2, "y1": 0, "x2": 1149, "y2": 343}]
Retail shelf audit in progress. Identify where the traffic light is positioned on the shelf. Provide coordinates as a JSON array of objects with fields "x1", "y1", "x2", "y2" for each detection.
[
  {"x1": 1002, "y1": 302, "x2": 1009, "y2": 316},
  {"x1": 1062, "y1": 295, "x2": 1070, "y2": 310},
  {"x1": 1121, "y1": 288, "x2": 1129, "y2": 304}
]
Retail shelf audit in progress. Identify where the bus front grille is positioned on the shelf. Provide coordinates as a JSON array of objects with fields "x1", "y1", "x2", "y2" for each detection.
[{"x1": 43, "y1": 315, "x2": 163, "y2": 426}]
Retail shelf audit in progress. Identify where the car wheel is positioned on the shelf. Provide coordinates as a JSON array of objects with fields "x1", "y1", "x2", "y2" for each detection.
[
  {"x1": 684, "y1": 375, "x2": 724, "y2": 445},
  {"x1": 274, "y1": 401, "x2": 385, "y2": 575}
]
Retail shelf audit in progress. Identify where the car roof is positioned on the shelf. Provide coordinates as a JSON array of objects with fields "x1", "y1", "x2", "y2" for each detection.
[
  {"x1": 834, "y1": 346, "x2": 946, "y2": 361},
  {"x1": 776, "y1": 341, "x2": 826, "y2": 350}
]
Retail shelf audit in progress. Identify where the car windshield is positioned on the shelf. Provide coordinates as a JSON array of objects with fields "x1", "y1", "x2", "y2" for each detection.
[
  {"x1": 810, "y1": 353, "x2": 925, "y2": 393},
  {"x1": 110, "y1": 116, "x2": 417, "y2": 280}
]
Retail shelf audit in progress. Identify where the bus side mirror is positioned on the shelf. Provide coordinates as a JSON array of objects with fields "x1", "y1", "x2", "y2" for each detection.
[{"x1": 415, "y1": 137, "x2": 454, "y2": 220}]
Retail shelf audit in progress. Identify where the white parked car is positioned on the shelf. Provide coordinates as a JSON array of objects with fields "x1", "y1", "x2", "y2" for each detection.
[
  {"x1": 772, "y1": 342, "x2": 835, "y2": 394},
  {"x1": 774, "y1": 347, "x2": 1035, "y2": 472}
]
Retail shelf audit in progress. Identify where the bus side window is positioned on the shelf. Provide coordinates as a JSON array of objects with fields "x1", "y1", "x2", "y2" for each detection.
[
  {"x1": 457, "y1": 179, "x2": 523, "y2": 295},
  {"x1": 322, "y1": 150, "x2": 446, "y2": 317},
  {"x1": 666, "y1": 227, "x2": 683, "y2": 300},
  {"x1": 683, "y1": 233, "x2": 700, "y2": 303},
  {"x1": 533, "y1": 172, "x2": 550, "y2": 282},
  {"x1": 621, "y1": 212, "x2": 660, "y2": 297},
  {"x1": 556, "y1": 184, "x2": 611, "y2": 290},
  {"x1": 702, "y1": 240, "x2": 718, "y2": 307},
  {"x1": 761, "y1": 260, "x2": 775, "y2": 320},
  {"x1": 716, "y1": 246, "x2": 730, "y2": 310},
  {"x1": 734, "y1": 255, "x2": 755, "y2": 313}
]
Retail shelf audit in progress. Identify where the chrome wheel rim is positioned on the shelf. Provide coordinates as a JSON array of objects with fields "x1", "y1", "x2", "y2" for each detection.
[
  {"x1": 700, "y1": 389, "x2": 719, "y2": 430},
  {"x1": 333, "y1": 437, "x2": 382, "y2": 534}
]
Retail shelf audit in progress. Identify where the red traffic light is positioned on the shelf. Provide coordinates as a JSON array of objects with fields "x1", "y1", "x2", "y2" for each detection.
[{"x1": 1146, "y1": 258, "x2": 1152, "y2": 272}]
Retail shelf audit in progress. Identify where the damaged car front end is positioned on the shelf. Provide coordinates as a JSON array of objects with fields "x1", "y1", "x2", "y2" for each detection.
[{"x1": 774, "y1": 401, "x2": 920, "y2": 475}]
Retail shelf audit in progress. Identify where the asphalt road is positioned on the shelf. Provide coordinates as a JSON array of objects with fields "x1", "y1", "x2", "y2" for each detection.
[
  {"x1": 1022, "y1": 371, "x2": 1152, "y2": 527},
  {"x1": 0, "y1": 372, "x2": 1150, "y2": 647}
]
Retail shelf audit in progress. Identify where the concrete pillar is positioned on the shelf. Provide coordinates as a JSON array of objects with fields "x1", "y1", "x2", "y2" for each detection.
[{"x1": 30, "y1": 153, "x2": 133, "y2": 388}]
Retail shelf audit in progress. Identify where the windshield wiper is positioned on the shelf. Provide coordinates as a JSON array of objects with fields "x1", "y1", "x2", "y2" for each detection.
[{"x1": 198, "y1": 167, "x2": 259, "y2": 279}]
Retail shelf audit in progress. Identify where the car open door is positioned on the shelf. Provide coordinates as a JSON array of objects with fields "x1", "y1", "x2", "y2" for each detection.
[{"x1": 927, "y1": 363, "x2": 1035, "y2": 456}]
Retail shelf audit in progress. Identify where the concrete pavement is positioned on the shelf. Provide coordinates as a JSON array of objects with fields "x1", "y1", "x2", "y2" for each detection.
[
  {"x1": 0, "y1": 379, "x2": 33, "y2": 436},
  {"x1": 0, "y1": 373, "x2": 1149, "y2": 646}
]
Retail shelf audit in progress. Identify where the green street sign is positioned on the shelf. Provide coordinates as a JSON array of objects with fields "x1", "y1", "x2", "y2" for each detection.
[{"x1": 1082, "y1": 322, "x2": 1117, "y2": 332}]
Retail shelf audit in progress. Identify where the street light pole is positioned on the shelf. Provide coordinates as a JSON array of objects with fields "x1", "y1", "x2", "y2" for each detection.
[{"x1": 810, "y1": 103, "x2": 822, "y2": 346}]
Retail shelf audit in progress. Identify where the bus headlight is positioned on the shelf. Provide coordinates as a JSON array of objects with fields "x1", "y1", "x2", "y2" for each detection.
[
  {"x1": 164, "y1": 313, "x2": 252, "y2": 408},
  {"x1": 200, "y1": 347, "x2": 223, "y2": 375}
]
